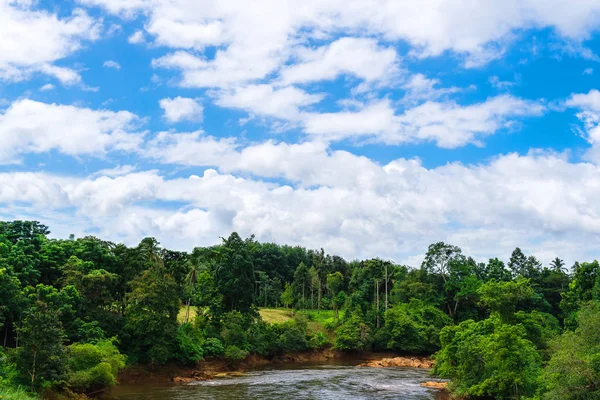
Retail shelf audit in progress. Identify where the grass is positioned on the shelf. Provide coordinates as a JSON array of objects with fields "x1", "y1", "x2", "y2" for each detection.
[
  {"x1": 179, "y1": 306, "x2": 344, "y2": 335},
  {"x1": 259, "y1": 308, "x2": 344, "y2": 339},
  {"x1": 258, "y1": 308, "x2": 294, "y2": 324},
  {"x1": 0, "y1": 387, "x2": 38, "y2": 400},
  {"x1": 177, "y1": 305, "x2": 198, "y2": 323}
]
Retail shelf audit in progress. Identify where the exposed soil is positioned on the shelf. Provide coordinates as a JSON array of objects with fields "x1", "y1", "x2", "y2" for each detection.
[{"x1": 118, "y1": 350, "x2": 410, "y2": 385}]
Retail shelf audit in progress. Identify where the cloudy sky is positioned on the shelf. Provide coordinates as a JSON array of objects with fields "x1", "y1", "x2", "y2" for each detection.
[{"x1": 2, "y1": 0, "x2": 600, "y2": 266}]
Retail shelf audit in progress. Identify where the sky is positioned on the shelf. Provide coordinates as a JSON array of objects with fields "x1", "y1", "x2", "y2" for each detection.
[{"x1": 2, "y1": 0, "x2": 600, "y2": 267}]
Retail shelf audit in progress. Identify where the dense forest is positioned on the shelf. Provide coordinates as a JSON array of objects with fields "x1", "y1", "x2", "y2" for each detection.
[{"x1": 0, "y1": 220, "x2": 599, "y2": 399}]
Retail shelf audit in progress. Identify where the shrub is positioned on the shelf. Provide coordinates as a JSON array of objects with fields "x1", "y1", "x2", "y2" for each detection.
[
  {"x1": 66, "y1": 340, "x2": 125, "y2": 393},
  {"x1": 224, "y1": 346, "x2": 248, "y2": 362},
  {"x1": 176, "y1": 323, "x2": 204, "y2": 365},
  {"x1": 202, "y1": 338, "x2": 225, "y2": 358},
  {"x1": 308, "y1": 332, "x2": 330, "y2": 350}
]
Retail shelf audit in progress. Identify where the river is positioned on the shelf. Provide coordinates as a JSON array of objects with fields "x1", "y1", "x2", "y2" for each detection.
[{"x1": 111, "y1": 364, "x2": 448, "y2": 400}]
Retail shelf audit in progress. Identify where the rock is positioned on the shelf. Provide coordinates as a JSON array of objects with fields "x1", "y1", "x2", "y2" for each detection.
[
  {"x1": 172, "y1": 376, "x2": 197, "y2": 383},
  {"x1": 420, "y1": 381, "x2": 448, "y2": 390},
  {"x1": 358, "y1": 356, "x2": 435, "y2": 369}
]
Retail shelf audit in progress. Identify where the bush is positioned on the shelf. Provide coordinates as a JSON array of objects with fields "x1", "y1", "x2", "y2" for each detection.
[
  {"x1": 176, "y1": 323, "x2": 204, "y2": 365},
  {"x1": 378, "y1": 301, "x2": 451, "y2": 353},
  {"x1": 66, "y1": 340, "x2": 125, "y2": 393},
  {"x1": 308, "y1": 332, "x2": 330, "y2": 350},
  {"x1": 334, "y1": 314, "x2": 372, "y2": 351},
  {"x1": 202, "y1": 338, "x2": 225, "y2": 358},
  {"x1": 0, "y1": 386, "x2": 37, "y2": 400},
  {"x1": 224, "y1": 346, "x2": 248, "y2": 362}
]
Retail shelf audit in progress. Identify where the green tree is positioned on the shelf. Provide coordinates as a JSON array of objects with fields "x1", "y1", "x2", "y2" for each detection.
[
  {"x1": 478, "y1": 278, "x2": 535, "y2": 323},
  {"x1": 14, "y1": 302, "x2": 67, "y2": 392},
  {"x1": 326, "y1": 272, "x2": 344, "y2": 323},
  {"x1": 123, "y1": 263, "x2": 180, "y2": 364},
  {"x1": 435, "y1": 317, "x2": 541, "y2": 399},
  {"x1": 280, "y1": 282, "x2": 294, "y2": 309},
  {"x1": 214, "y1": 233, "x2": 255, "y2": 313},
  {"x1": 541, "y1": 302, "x2": 600, "y2": 399}
]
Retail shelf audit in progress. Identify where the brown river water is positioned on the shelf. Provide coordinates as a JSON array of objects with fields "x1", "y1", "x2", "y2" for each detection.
[{"x1": 111, "y1": 364, "x2": 449, "y2": 400}]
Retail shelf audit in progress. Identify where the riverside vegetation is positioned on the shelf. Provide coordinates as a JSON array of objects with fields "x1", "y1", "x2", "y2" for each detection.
[{"x1": 0, "y1": 221, "x2": 598, "y2": 399}]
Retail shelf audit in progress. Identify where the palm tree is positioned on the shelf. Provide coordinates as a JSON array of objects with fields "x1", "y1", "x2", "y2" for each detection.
[
  {"x1": 550, "y1": 257, "x2": 567, "y2": 273},
  {"x1": 183, "y1": 257, "x2": 205, "y2": 323}
]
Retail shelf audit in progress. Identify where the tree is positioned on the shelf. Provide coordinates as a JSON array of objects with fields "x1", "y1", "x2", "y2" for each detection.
[
  {"x1": 435, "y1": 317, "x2": 542, "y2": 399},
  {"x1": 280, "y1": 283, "x2": 294, "y2": 309},
  {"x1": 15, "y1": 301, "x2": 67, "y2": 392},
  {"x1": 213, "y1": 233, "x2": 255, "y2": 313},
  {"x1": 478, "y1": 278, "x2": 535, "y2": 323},
  {"x1": 326, "y1": 272, "x2": 344, "y2": 323},
  {"x1": 421, "y1": 242, "x2": 463, "y2": 283},
  {"x1": 293, "y1": 262, "x2": 309, "y2": 309},
  {"x1": 541, "y1": 302, "x2": 600, "y2": 399},
  {"x1": 123, "y1": 263, "x2": 180, "y2": 364},
  {"x1": 550, "y1": 257, "x2": 566, "y2": 273}
]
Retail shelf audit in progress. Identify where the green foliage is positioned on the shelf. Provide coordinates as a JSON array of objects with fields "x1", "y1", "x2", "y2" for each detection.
[
  {"x1": 202, "y1": 338, "x2": 225, "y2": 358},
  {"x1": 224, "y1": 346, "x2": 248, "y2": 362},
  {"x1": 0, "y1": 386, "x2": 38, "y2": 400},
  {"x1": 176, "y1": 323, "x2": 204, "y2": 365},
  {"x1": 334, "y1": 313, "x2": 372, "y2": 351},
  {"x1": 540, "y1": 302, "x2": 600, "y2": 399},
  {"x1": 123, "y1": 262, "x2": 180, "y2": 364},
  {"x1": 14, "y1": 302, "x2": 67, "y2": 392},
  {"x1": 478, "y1": 277, "x2": 535, "y2": 322},
  {"x1": 378, "y1": 301, "x2": 451, "y2": 353},
  {"x1": 66, "y1": 340, "x2": 125, "y2": 393},
  {"x1": 435, "y1": 317, "x2": 542, "y2": 399}
]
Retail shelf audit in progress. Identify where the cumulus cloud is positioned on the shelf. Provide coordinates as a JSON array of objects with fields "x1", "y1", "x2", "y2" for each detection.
[
  {"x1": 3, "y1": 149, "x2": 600, "y2": 265},
  {"x1": 0, "y1": 1, "x2": 99, "y2": 82},
  {"x1": 302, "y1": 95, "x2": 545, "y2": 147},
  {"x1": 0, "y1": 99, "x2": 143, "y2": 163},
  {"x1": 83, "y1": 0, "x2": 600, "y2": 89},
  {"x1": 279, "y1": 38, "x2": 400, "y2": 85},
  {"x1": 159, "y1": 97, "x2": 203, "y2": 123}
]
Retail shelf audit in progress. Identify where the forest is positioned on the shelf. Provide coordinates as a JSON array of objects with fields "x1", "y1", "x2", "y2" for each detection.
[{"x1": 0, "y1": 220, "x2": 599, "y2": 399}]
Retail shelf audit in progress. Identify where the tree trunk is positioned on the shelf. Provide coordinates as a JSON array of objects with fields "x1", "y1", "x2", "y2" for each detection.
[
  {"x1": 184, "y1": 298, "x2": 191, "y2": 323},
  {"x1": 30, "y1": 348, "x2": 37, "y2": 393},
  {"x1": 376, "y1": 279, "x2": 380, "y2": 329},
  {"x1": 318, "y1": 282, "x2": 322, "y2": 310},
  {"x1": 385, "y1": 264, "x2": 389, "y2": 311}
]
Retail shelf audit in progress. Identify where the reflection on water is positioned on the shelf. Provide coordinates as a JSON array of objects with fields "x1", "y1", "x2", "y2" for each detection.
[{"x1": 112, "y1": 365, "x2": 448, "y2": 400}]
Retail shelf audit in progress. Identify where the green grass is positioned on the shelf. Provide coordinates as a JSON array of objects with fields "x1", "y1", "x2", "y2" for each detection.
[
  {"x1": 259, "y1": 308, "x2": 344, "y2": 339},
  {"x1": 0, "y1": 387, "x2": 38, "y2": 400},
  {"x1": 178, "y1": 305, "x2": 198, "y2": 323}
]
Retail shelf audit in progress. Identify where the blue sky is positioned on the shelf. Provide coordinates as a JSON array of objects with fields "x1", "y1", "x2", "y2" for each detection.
[{"x1": 2, "y1": 0, "x2": 600, "y2": 266}]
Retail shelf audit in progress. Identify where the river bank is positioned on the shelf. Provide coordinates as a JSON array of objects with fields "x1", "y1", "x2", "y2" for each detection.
[{"x1": 118, "y1": 350, "x2": 437, "y2": 385}]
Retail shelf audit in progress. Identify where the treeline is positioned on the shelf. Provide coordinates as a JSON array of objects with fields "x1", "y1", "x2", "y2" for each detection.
[{"x1": 0, "y1": 221, "x2": 599, "y2": 399}]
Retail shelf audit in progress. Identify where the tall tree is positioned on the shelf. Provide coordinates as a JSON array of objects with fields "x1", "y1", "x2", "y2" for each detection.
[{"x1": 422, "y1": 242, "x2": 463, "y2": 283}]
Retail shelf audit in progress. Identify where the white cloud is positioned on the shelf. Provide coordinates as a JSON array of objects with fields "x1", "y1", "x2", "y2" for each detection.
[
  {"x1": 214, "y1": 84, "x2": 324, "y2": 120},
  {"x1": 401, "y1": 74, "x2": 463, "y2": 103},
  {"x1": 583, "y1": 68, "x2": 594, "y2": 75},
  {"x1": 84, "y1": 0, "x2": 600, "y2": 92},
  {"x1": 3, "y1": 149, "x2": 600, "y2": 265},
  {"x1": 489, "y1": 75, "x2": 518, "y2": 89},
  {"x1": 39, "y1": 84, "x2": 55, "y2": 91},
  {"x1": 279, "y1": 37, "x2": 399, "y2": 85},
  {"x1": 0, "y1": 2, "x2": 99, "y2": 82},
  {"x1": 0, "y1": 99, "x2": 143, "y2": 163},
  {"x1": 565, "y1": 89, "x2": 600, "y2": 161},
  {"x1": 302, "y1": 95, "x2": 545, "y2": 147},
  {"x1": 159, "y1": 97, "x2": 203, "y2": 123},
  {"x1": 103, "y1": 60, "x2": 121, "y2": 70},
  {"x1": 128, "y1": 30, "x2": 145, "y2": 44}
]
